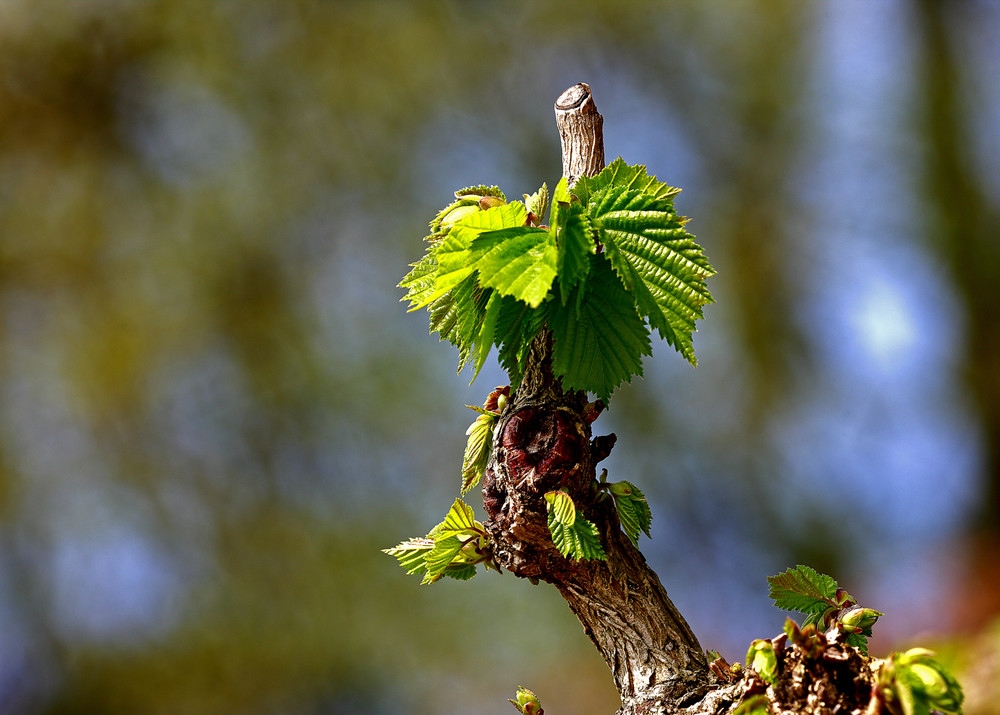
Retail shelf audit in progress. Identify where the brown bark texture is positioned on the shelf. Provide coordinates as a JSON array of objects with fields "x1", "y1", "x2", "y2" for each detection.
[{"x1": 480, "y1": 84, "x2": 884, "y2": 715}]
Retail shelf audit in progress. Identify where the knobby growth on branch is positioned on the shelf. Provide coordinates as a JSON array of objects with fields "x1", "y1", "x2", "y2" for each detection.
[{"x1": 385, "y1": 84, "x2": 964, "y2": 715}]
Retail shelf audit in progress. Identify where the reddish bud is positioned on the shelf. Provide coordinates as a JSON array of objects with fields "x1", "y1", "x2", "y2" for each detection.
[{"x1": 582, "y1": 399, "x2": 605, "y2": 425}]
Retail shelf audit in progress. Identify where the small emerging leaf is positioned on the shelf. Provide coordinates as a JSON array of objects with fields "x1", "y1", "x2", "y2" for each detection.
[
  {"x1": 609, "y1": 480, "x2": 652, "y2": 545},
  {"x1": 544, "y1": 491, "x2": 605, "y2": 561},
  {"x1": 462, "y1": 412, "x2": 495, "y2": 495},
  {"x1": 746, "y1": 639, "x2": 778, "y2": 685},
  {"x1": 524, "y1": 183, "x2": 549, "y2": 225},
  {"x1": 509, "y1": 685, "x2": 544, "y2": 714},
  {"x1": 544, "y1": 490, "x2": 577, "y2": 526}
]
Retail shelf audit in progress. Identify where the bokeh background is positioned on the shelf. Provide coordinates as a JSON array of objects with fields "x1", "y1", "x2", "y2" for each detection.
[{"x1": 2, "y1": 0, "x2": 999, "y2": 713}]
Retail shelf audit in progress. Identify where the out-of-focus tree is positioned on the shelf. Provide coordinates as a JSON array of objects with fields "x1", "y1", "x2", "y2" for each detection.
[{"x1": 0, "y1": 0, "x2": 997, "y2": 712}]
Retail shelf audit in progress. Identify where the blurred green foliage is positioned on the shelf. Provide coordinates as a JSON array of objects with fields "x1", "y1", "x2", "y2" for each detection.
[{"x1": 1, "y1": 0, "x2": 998, "y2": 713}]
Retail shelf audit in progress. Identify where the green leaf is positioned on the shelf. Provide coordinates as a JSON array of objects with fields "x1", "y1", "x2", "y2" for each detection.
[
  {"x1": 382, "y1": 537, "x2": 434, "y2": 574},
  {"x1": 398, "y1": 250, "x2": 438, "y2": 305},
  {"x1": 596, "y1": 187, "x2": 714, "y2": 365},
  {"x1": 609, "y1": 480, "x2": 652, "y2": 545},
  {"x1": 573, "y1": 157, "x2": 680, "y2": 207},
  {"x1": 462, "y1": 411, "x2": 496, "y2": 495},
  {"x1": 471, "y1": 289, "x2": 503, "y2": 381},
  {"x1": 524, "y1": 183, "x2": 549, "y2": 223},
  {"x1": 442, "y1": 562, "x2": 478, "y2": 581},
  {"x1": 383, "y1": 537, "x2": 434, "y2": 576},
  {"x1": 552, "y1": 198, "x2": 595, "y2": 300},
  {"x1": 495, "y1": 297, "x2": 546, "y2": 390},
  {"x1": 409, "y1": 229, "x2": 479, "y2": 310},
  {"x1": 411, "y1": 203, "x2": 530, "y2": 311},
  {"x1": 548, "y1": 177, "x2": 571, "y2": 234},
  {"x1": 544, "y1": 491, "x2": 606, "y2": 561},
  {"x1": 472, "y1": 226, "x2": 557, "y2": 307},
  {"x1": 572, "y1": 159, "x2": 714, "y2": 366},
  {"x1": 548, "y1": 257, "x2": 652, "y2": 402},
  {"x1": 429, "y1": 498, "x2": 479, "y2": 539},
  {"x1": 767, "y1": 565, "x2": 840, "y2": 615},
  {"x1": 422, "y1": 535, "x2": 466, "y2": 584},
  {"x1": 545, "y1": 490, "x2": 577, "y2": 526},
  {"x1": 454, "y1": 200, "x2": 527, "y2": 234},
  {"x1": 844, "y1": 632, "x2": 871, "y2": 655},
  {"x1": 447, "y1": 276, "x2": 487, "y2": 372}
]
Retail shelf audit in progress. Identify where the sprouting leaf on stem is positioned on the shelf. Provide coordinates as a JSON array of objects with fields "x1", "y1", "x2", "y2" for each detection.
[
  {"x1": 544, "y1": 491, "x2": 606, "y2": 561},
  {"x1": 767, "y1": 565, "x2": 882, "y2": 653},
  {"x1": 767, "y1": 564, "x2": 840, "y2": 615},
  {"x1": 606, "y1": 479, "x2": 652, "y2": 546},
  {"x1": 383, "y1": 498, "x2": 497, "y2": 584},
  {"x1": 509, "y1": 685, "x2": 544, "y2": 714},
  {"x1": 461, "y1": 387, "x2": 508, "y2": 495}
]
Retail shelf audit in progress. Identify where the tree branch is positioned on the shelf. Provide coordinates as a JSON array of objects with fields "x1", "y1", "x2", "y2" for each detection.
[{"x1": 482, "y1": 83, "x2": 712, "y2": 715}]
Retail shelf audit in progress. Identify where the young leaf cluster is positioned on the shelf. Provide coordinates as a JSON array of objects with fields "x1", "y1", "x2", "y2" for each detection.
[
  {"x1": 768, "y1": 564, "x2": 882, "y2": 653},
  {"x1": 400, "y1": 158, "x2": 715, "y2": 402},
  {"x1": 383, "y1": 498, "x2": 497, "y2": 584},
  {"x1": 745, "y1": 566, "x2": 963, "y2": 713}
]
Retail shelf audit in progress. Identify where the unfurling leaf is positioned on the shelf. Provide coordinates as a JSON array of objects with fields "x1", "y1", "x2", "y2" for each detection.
[
  {"x1": 461, "y1": 388, "x2": 507, "y2": 494},
  {"x1": 462, "y1": 412, "x2": 494, "y2": 495},
  {"x1": 524, "y1": 183, "x2": 549, "y2": 226},
  {"x1": 545, "y1": 490, "x2": 576, "y2": 526},
  {"x1": 745, "y1": 639, "x2": 778, "y2": 685},
  {"x1": 384, "y1": 499, "x2": 495, "y2": 584},
  {"x1": 608, "y1": 480, "x2": 652, "y2": 546},
  {"x1": 544, "y1": 491, "x2": 605, "y2": 561},
  {"x1": 422, "y1": 535, "x2": 466, "y2": 584}
]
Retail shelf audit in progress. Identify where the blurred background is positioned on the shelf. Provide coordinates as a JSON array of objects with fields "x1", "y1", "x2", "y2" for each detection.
[{"x1": 1, "y1": 0, "x2": 998, "y2": 712}]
